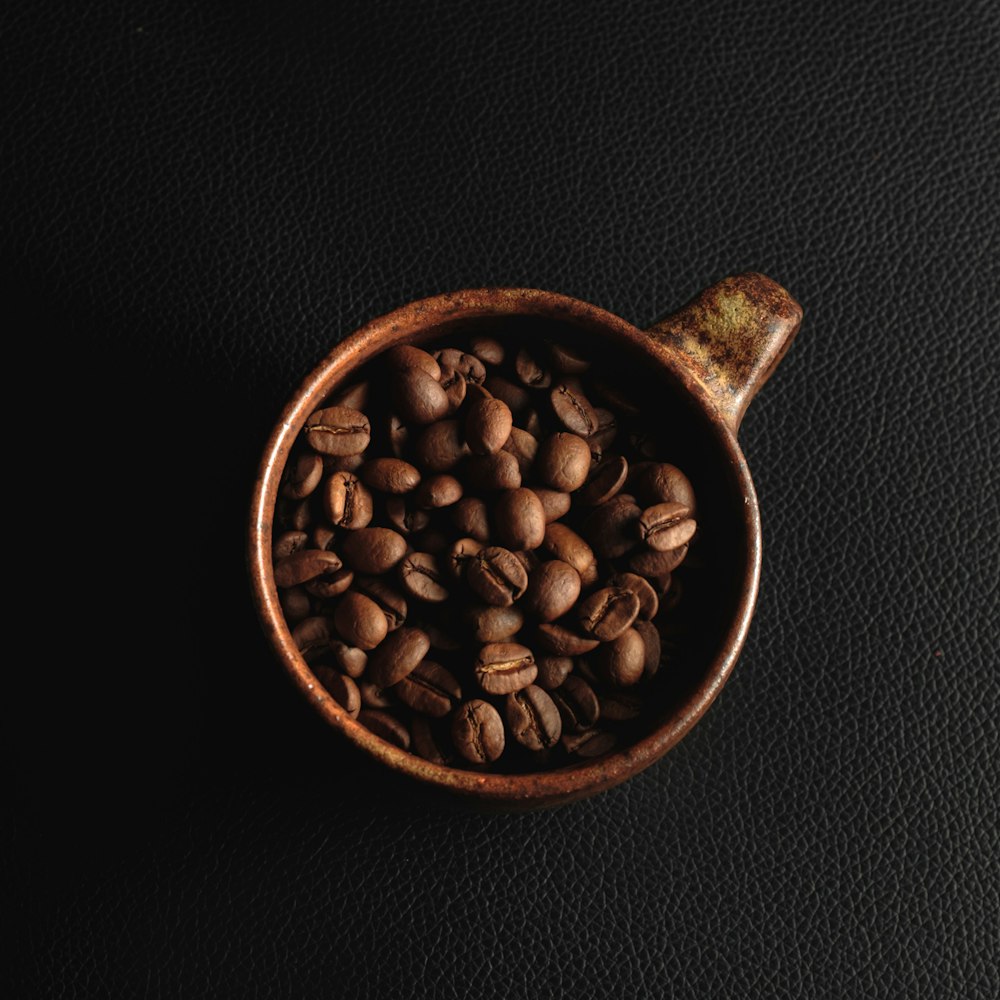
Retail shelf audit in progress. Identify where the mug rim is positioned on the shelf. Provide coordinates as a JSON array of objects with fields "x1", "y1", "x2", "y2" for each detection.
[{"x1": 248, "y1": 287, "x2": 761, "y2": 806}]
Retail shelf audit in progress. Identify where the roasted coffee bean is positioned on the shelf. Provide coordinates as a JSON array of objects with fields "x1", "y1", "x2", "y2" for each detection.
[
  {"x1": 536, "y1": 432, "x2": 592, "y2": 492},
  {"x1": 358, "y1": 680, "x2": 392, "y2": 709},
  {"x1": 421, "y1": 621, "x2": 463, "y2": 651},
  {"x1": 594, "y1": 627, "x2": 645, "y2": 687},
  {"x1": 399, "y1": 551, "x2": 449, "y2": 602},
  {"x1": 561, "y1": 728, "x2": 616, "y2": 757},
  {"x1": 274, "y1": 548, "x2": 343, "y2": 588},
  {"x1": 334, "y1": 591, "x2": 388, "y2": 650},
  {"x1": 548, "y1": 341, "x2": 591, "y2": 375},
  {"x1": 330, "y1": 380, "x2": 371, "y2": 411},
  {"x1": 323, "y1": 451, "x2": 366, "y2": 474},
  {"x1": 523, "y1": 560, "x2": 581, "y2": 622},
  {"x1": 631, "y1": 462, "x2": 697, "y2": 512},
  {"x1": 304, "y1": 406, "x2": 371, "y2": 456},
  {"x1": 578, "y1": 454, "x2": 628, "y2": 506},
  {"x1": 411, "y1": 716, "x2": 454, "y2": 765},
  {"x1": 291, "y1": 616, "x2": 333, "y2": 662},
  {"x1": 368, "y1": 626, "x2": 430, "y2": 687},
  {"x1": 550, "y1": 381, "x2": 598, "y2": 436},
  {"x1": 577, "y1": 587, "x2": 640, "y2": 641},
  {"x1": 506, "y1": 685, "x2": 562, "y2": 750},
  {"x1": 535, "y1": 655, "x2": 574, "y2": 690},
  {"x1": 358, "y1": 709, "x2": 411, "y2": 750},
  {"x1": 464, "y1": 396, "x2": 513, "y2": 455},
  {"x1": 451, "y1": 699, "x2": 505, "y2": 763},
  {"x1": 583, "y1": 495, "x2": 642, "y2": 558},
  {"x1": 413, "y1": 420, "x2": 469, "y2": 471},
  {"x1": 607, "y1": 572, "x2": 659, "y2": 620},
  {"x1": 385, "y1": 496, "x2": 431, "y2": 535},
  {"x1": 360, "y1": 458, "x2": 421, "y2": 494},
  {"x1": 533, "y1": 488, "x2": 571, "y2": 523},
  {"x1": 394, "y1": 661, "x2": 462, "y2": 717},
  {"x1": 629, "y1": 429, "x2": 658, "y2": 458},
  {"x1": 484, "y1": 373, "x2": 531, "y2": 414},
  {"x1": 414, "y1": 474, "x2": 463, "y2": 509},
  {"x1": 638, "y1": 502, "x2": 697, "y2": 551},
  {"x1": 463, "y1": 451, "x2": 522, "y2": 491},
  {"x1": 313, "y1": 665, "x2": 362, "y2": 718},
  {"x1": 304, "y1": 566, "x2": 354, "y2": 599},
  {"x1": 598, "y1": 691, "x2": 643, "y2": 722},
  {"x1": 283, "y1": 497, "x2": 312, "y2": 531},
  {"x1": 451, "y1": 497, "x2": 491, "y2": 542},
  {"x1": 330, "y1": 641, "x2": 368, "y2": 678},
  {"x1": 493, "y1": 488, "x2": 545, "y2": 551},
  {"x1": 282, "y1": 452, "x2": 324, "y2": 499},
  {"x1": 384, "y1": 344, "x2": 442, "y2": 380},
  {"x1": 341, "y1": 527, "x2": 407, "y2": 574},
  {"x1": 500, "y1": 427, "x2": 538, "y2": 478},
  {"x1": 590, "y1": 407, "x2": 618, "y2": 450},
  {"x1": 468, "y1": 334, "x2": 505, "y2": 365},
  {"x1": 353, "y1": 577, "x2": 407, "y2": 631},
  {"x1": 391, "y1": 367, "x2": 450, "y2": 425},
  {"x1": 280, "y1": 586, "x2": 312, "y2": 623},
  {"x1": 310, "y1": 524, "x2": 337, "y2": 551},
  {"x1": 475, "y1": 642, "x2": 537, "y2": 694},
  {"x1": 535, "y1": 621, "x2": 600, "y2": 656},
  {"x1": 550, "y1": 674, "x2": 600, "y2": 732},
  {"x1": 434, "y1": 348, "x2": 486, "y2": 385},
  {"x1": 661, "y1": 575, "x2": 682, "y2": 612},
  {"x1": 387, "y1": 413, "x2": 409, "y2": 458},
  {"x1": 437, "y1": 362, "x2": 468, "y2": 413},
  {"x1": 465, "y1": 604, "x2": 525, "y2": 642},
  {"x1": 520, "y1": 407, "x2": 543, "y2": 438},
  {"x1": 633, "y1": 619, "x2": 662, "y2": 680},
  {"x1": 273, "y1": 530, "x2": 309, "y2": 560},
  {"x1": 466, "y1": 546, "x2": 529, "y2": 606},
  {"x1": 541, "y1": 523, "x2": 598, "y2": 587},
  {"x1": 514, "y1": 346, "x2": 551, "y2": 387},
  {"x1": 628, "y1": 544, "x2": 689, "y2": 577},
  {"x1": 445, "y1": 537, "x2": 484, "y2": 579},
  {"x1": 324, "y1": 471, "x2": 374, "y2": 529}
]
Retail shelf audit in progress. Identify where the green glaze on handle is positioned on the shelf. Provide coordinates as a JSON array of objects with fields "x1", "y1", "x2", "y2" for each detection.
[{"x1": 645, "y1": 272, "x2": 803, "y2": 434}]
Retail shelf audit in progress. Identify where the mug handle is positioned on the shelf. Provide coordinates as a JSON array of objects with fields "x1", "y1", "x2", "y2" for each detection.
[{"x1": 644, "y1": 272, "x2": 803, "y2": 435}]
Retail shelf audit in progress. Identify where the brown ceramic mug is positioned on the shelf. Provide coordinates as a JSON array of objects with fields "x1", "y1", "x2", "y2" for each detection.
[{"x1": 249, "y1": 273, "x2": 802, "y2": 808}]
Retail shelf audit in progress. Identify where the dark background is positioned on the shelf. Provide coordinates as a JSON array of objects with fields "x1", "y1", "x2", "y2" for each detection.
[{"x1": 4, "y1": 1, "x2": 998, "y2": 996}]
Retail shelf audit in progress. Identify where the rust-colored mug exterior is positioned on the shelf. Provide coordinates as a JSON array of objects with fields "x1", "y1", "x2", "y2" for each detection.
[{"x1": 249, "y1": 274, "x2": 802, "y2": 809}]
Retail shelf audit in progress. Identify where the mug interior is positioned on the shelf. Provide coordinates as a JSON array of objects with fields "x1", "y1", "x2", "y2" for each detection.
[{"x1": 251, "y1": 291, "x2": 759, "y2": 804}]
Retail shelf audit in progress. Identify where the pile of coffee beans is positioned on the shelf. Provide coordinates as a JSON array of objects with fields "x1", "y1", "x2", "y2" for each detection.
[{"x1": 272, "y1": 333, "x2": 699, "y2": 770}]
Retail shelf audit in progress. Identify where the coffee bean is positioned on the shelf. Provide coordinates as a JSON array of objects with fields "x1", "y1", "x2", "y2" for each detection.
[
  {"x1": 522, "y1": 560, "x2": 581, "y2": 622},
  {"x1": 465, "y1": 604, "x2": 525, "y2": 642},
  {"x1": 464, "y1": 396, "x2": 513, "y2": 455},
  {"x1": 283, "y1": 497, "x2": 312, "y2": 531},
  {"x1": 506, "y1": 685, "x2": 562, "y2": 750},
  {"x1": 533, "y1": 488, "x2": 571, "y2": 523},
  {"x1": 548, "y1": 341, "x2": 591, "y2": 375},
  {"x1": 577, "y1": 587, "x2": 640, "y2": 641},
  {"x1": 541, "y1": 523, "x2": 598, "y2": 587},
  {"x1": 550, "y1": 381, "x2": 598, "y2": 436},
  {"x1": 535, "y1": 655, "x2": 574, "y2": 690},
  {"x1": 466, "y1": 546, "x2": 529, "y2": 606},
  {"x1": 411, "y1": 716, "x2": 454, "y2": 764},
  {"x1": 598, "y1": 691, "x2": 643, "y2": 721},
  {"x1": 484, "y1": 373, "x2": 531, "y2": 414},
  {"x1": 358, "y1": 709, "x2": 411, "y2": 750},
  {"x1": 594, "y1": 627, "x2": 645, "y2": 687},
  {"x1": 341, "y1": 527, "x2": 407, "y2": 574},
  {"x1": 514, "y1": 346, "x2": 551, "y2": 388},
  {"x1": 550, "y1": 674, "x2": 600, "y2": 731},
  {"x1": 445, "y1": 537, "x2": 484, "y2": 580},
  {"x1": 561, "y1": 728, "x2": 616, "y2": 757},
  {"x1": 282, "y1": 452, "x2": 324, "y2": 499},
  {"x1": 451, "y1": 699, "x2": 505, "y2": 763},
  {"x1": 334, "y1": 591, "x2": 388, "y2": 650},
  {"x1": 330, "y1": 380, "x2": 371, "y2": 411},
  {"x1": 639, "y1": 502, "x2": 697, "y2": 551},
  {"x1": 313, "y1": 665, "x2": 362, "y2": 718},
  {"x1": 413, "y1": 420, "x2": 469, "y2": 472},
  {"x1": 519, "y1": 408, "x2": 543, "y2": 438},
  {"x1": 384, "y1": 344, "x2": 442, "y2": 380},
  {"x1": 437, "y1": 362, "x2": 468, "y2": 413},
  {"x1": 493, "y1": 488, "x2": 545, "y2": 551},
  {"x1": 419, "y1": 620, "x2": 463, "y2": 651},
  {"x1": 536, "y1": 432, "x2": 592, "y2": 492},
  {"x1": 590, "y1": 407, "x2": 618, "y2": 450},
  {"x1": 535, "y1": 621, "x2": 600, "y2": 656},
  {"x1": 358, "y1": 681, "x2": 392, "y2": 709},
  {"x1": 391, "y1": 367, "x2": 450, "y2": 425},
  {"x1": 628, "y1": 544, "x2": 689, "y2": 577},
  {"x1": 303, "y1": 565, "x2": 354, "y2": 599},
  {"x1": 280, "y1": 586, "x2": 311, "y2": 623},
  {"x1": 323, "y1": 471, "x2": 374, "y2": 529},
  {"x1": 330, "y1": 641, "x2": 368, "y2": 678},
  {"x1": 631, "y1": 462, "x2": 697, "y2": 513},
  {"x1": 661, "y1": 575, "x2": 682, "y2": 612},
  {"x1": 353, "y1": 577, "x2": 408, "y2": 631},
  {"x1": 578, "y1": 454, "x2": 628, "y2": 506},
  {"x1": 394, "y1": 661, "x2": 462, "y2": 717},
  {"x1": 414, "y1": 474, "x2": 463, "y2": 509},
  {"x1": 310, "y1": 524, "x2": 337, "y2": 551},
  {"x1": 467, "y1": 334, "x2": 505, "y2": 366},
  {"x1": 387, "y1": 413, "x2": 410, "y2": 458},
  {"x1": 273, "y1": 530, "x2": 309, "y2": 560},
  {"x1": 368, "y1": 626, "x2": 431, "y2": 687},
  {"x1": 399, "y1": 551, "x2": 450, "y2": 602},
  {"x1": 274, "y1": 548, "x2": 343, "y2": 588},
  {"x1": 360, "y1": 458, "x2": 421, "y2": 494},
  {"x1": 434, "y1": 348, "x2": 486, "y2": 385},
  {"x1": 633, "y1": 619, "x2": 662, "y2": 680},
  {"x1": 304, "y1": 406, "x2": 371, "y2": 456},
  {"x1": 583, "y1": 495, "x2": 642, "y2": 558},
  {"x1": 450, "y1": 497, "x2": 491, "y2": 542},
  {"x1": 463, "y1": 451, "x2": 522, "y2": 492},
  {"x1": 291, "y1": 616, "x2": 333, "y2": 662},
  {"x1": 384, "y1": 496, "x2": 431, "y2": 535},
  {"x1": 500, "y1": 427, "x2": 538, "y2": 478},
  {"x1": 607, "y1": 572, "x2": 659, "y2": 620},
  {"x1": 475, "y1": 642, "x2": 537, "y2": 694}
]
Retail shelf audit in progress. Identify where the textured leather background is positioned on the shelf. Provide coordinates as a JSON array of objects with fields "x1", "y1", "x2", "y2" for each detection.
[{"x1": 4, "y1": 1, "x2": 998, "y2": 996}]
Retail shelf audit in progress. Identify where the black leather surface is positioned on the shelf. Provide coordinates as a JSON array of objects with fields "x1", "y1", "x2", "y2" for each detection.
[{"x1": 4, "y1": 1, "x2": 998, "y2": 996}]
